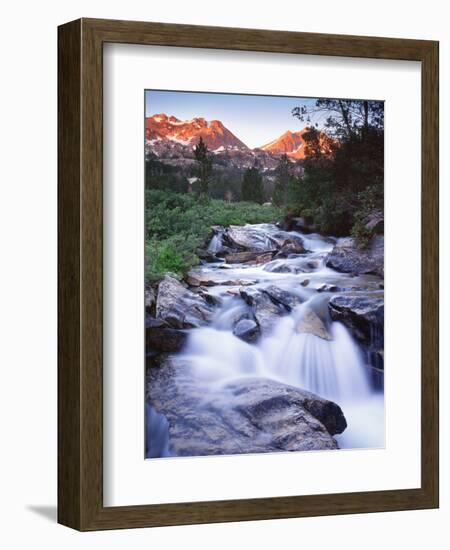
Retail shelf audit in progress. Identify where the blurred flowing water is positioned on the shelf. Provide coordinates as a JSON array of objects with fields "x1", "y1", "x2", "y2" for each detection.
[{"x1": 147, "y1": 224, "x2": 384, "y2": 455}]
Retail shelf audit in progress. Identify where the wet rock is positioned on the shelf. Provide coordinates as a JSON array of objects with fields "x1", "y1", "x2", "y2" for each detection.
[
  {"x1": 186, "y1": 270, "x2": 258, "y2": 287},
  {"x1": 264, "y1": 258, "x2": 319, "y2": 275},
  {"x1": 274, "y1": 238, "x2": 306, "y2": 258},
  {"x1": 262, "y1": 285, "x2": 304, "y2": 310},
  {"x1": 296, "y1": 309, "x2": 332, "y2": 341},
  {"x1": 225, "y1": 251, "x2": 274, "y2": 265},
  {"x1": 364, "y1": 210, "x2": 384, "y2": 233},
  {"x1": 185, "y1": 273, "x2": 216, "y2": 286},
  {"x1": 300, "y1": 279, "x2": 310, "y2": 287},
  {"x1": 315, "y1": 283, "x2": 339, "y2": 293},
  {"x1": 239, "y1": 287, "x2": 286, "y2": 334},
  {"x1": 306, "y1": 260, "x2": 320, "y2": 270},
  {"x1": 145, "y1": 286, "x2": 156, "y2": 310},
  {"x1": 156, "y1": 275, "x2": 214, "y2": 328},
  {"x1": 328, "y1": 293, "x2": 384, "y2": 349},
  {"x1": 196, "y1": 249, "x2": 222, "y2": 263},
  {"x1": 263, "y1": 259, "x2": 303, "y2": 274},
  {"x1": 326, "y1": 236, "x2": 384, "y2": 277},
  {"x1": 145, "y1": 316, "x2": 188, "y2": 353},
  {"x1": 196, "y1": 289, "x2": 223, "y2": 307},
  {"x1": 224, "y1": 225, "x2": 278, "y2": 253},
  {"x1": 226, "y1": 378, "x2": 347, "y2": 441},
  {"x1": 147, "y1": 357, "x2": 346, "y2": 456},
  {"x1": 233, "y1": 318, "x2": 260, "y2": 343}
]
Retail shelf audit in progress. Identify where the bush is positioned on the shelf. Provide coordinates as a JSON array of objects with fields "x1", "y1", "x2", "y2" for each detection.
[
  {"x1": 145, "y1": 240, "x2": 191, "y2": 281},
  {"x1": 350, "y1": 185, "x2": 383, "y2": 248},
  {"x1": 145, "y1": 190, "x2": 281, "y2": 280}
]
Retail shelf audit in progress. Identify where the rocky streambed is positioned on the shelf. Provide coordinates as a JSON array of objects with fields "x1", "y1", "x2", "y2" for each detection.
[{"x1": 146, "y1": 223, "x2": 385, "y2": 458}]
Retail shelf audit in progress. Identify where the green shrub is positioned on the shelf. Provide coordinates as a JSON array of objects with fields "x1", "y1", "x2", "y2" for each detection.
[
  {"x1": 350, "y1": 185, "x2": 383, "y2": 248},
  {"x1": 145, "y1": 190, "x2": 281, "y2": 280}
]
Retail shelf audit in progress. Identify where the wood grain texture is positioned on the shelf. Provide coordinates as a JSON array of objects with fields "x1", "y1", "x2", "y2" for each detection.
[
  {"x1": 420, "y1": 41, "x2": 439, "y2": 506},
  {"x1": 57, "y1": 18, "x2": 439, "y2": 531},
  {"x1": 57, "y1": 19, "x2": 82, "y2": 530}
]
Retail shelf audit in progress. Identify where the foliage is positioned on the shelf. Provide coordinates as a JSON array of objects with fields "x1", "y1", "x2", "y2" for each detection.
[
  {"x1": 145, "y1": 190, "x2": 281, "y2": 280},
  {"x1": 241, "y1": 167, "x2": 264, "y2": 204},
  {"x1": 287, "y1": 99, "x2": 384, "y2": 240},
  {"x1": 145, "y1": 154, "x2": 189, "y2": 193},
  {"x1": 193, "y1": 137, "x2": 213, "y2": 198},
  {"x1": 292, "y1": 99, "x2": 384, "y2": 140},
  {"x1": 350, "y1": 185, "x2": 384, "y2": 248},
  {"x1": 145, "y1": 239, "x2": 193, "y2": 280},
  {"x1": 272, "y1": 154, "x2": 293, "y2": 207}
]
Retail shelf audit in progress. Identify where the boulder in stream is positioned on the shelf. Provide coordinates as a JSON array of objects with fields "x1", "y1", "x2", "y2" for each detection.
[
  {"x1": 262, "y1": 285, "x2": 304, "y2": 311},
  {"x1": 328, "y1": 293, "x2": 384, "y2": 348},
  {"x1": 315, "y1": 283, "x2": 339, "y2": 293},
  {"x1": 274, "y1": 238, "x2": 307, "y2": 258},
  {"x1": 263, "y1": 259, "x2": 304, "y2": 274},
  {"x1": 296, "y1": 309, "x2": 332, "y2": 341},
  {"x1": 326, "y1": 236, "x2": 384, "y2": 277},
  {"x1": 156, "y1": 275, "x2": 215, "y2": 329},
  {"x1": 186, "y1": 270, "x2": 258, "y2": 288},
  {"x1": 233, "y1": 318, "x2": 260, "y2": 343},
  {"x1": 225, "y1": 251, "x2": 274, "y2": 265},
  {"x1": 146, "y1": 357, "x2": 346, "y2": 456},
  {"x1": 239, "y1": 287, "x2": 286, "y2": 335},
  {"x1": 224, "y1": 225, "x2": 278, "y2": 253},
  {"x1": 145, "y1": 286, "x2": 156, "y2": 311},
  {"x1": 146, "y1": 316, "x2": 188, "y2": 353}
]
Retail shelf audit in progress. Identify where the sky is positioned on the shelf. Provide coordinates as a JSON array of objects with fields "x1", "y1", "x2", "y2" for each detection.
[{"x1": 144, "y1": 90, "x2": 330, "y2": 149}]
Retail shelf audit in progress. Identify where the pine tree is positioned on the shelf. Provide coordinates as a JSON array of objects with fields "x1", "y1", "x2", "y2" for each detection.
[
  {"x1": 242, "y1": 167, "x2": 264, "y2": 204},
  {"x1": 193, "y1": 137, "x2": 212, "y2": 198},
  {"x1": 272, "y1": 154, "x2": 291, "y2": 207}
]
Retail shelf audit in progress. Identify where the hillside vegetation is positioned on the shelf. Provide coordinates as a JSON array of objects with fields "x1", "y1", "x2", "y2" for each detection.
[{"x1": 145, "y1": 190, "x2": 282, "y2": 280}]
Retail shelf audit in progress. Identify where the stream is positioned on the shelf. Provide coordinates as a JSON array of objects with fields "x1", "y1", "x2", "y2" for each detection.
[{"x1": 147, "y1": 223, "x2": 384, "y2": 456}]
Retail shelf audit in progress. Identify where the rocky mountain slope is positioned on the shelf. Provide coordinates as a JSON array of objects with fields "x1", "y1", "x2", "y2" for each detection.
[
  {"x1": 145, "y1": 113, "x2": 334, "y2": 170},
  {"x1": 259, "y1": 128, "x2": 332, "y2": 160},
  {"x1": 145, "y1": 113, "x2": 248, "y2": 151}
]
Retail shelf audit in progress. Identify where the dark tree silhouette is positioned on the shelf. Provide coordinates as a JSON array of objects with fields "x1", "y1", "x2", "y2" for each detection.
[
  {"x1": 288, "y1": 99, "x2": 384, "y2": 240},
  {"x1": 193, "y1": 137, "x2": 212, "y2": 198},
  {"x1": 292, "y1": 99, "x2": 384, "y2": 140},
  {"x1": 273, "y1": 154, "x2": 292, "y2": 207},
  {"x1": 242, "y1": 166, "x2": 264, "y2": 204}
]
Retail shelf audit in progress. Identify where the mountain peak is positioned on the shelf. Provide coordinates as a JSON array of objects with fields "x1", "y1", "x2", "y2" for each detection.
[
  {"x1": 259, "y1": 127, "x2": 331, "y2": 159},
  {"x1": 145, "y1": 113, "x2": 248, "y2": 151}
]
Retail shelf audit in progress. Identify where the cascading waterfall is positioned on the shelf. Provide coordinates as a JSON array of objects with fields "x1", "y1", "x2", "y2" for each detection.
[
  {"x1": 260, "y1": 312, "x2": 372, "y2": 402},
  {"x1": 180, "y1": 298, "x2": 384, "y2": 449},
  {"x1": 207, "y1": 233, "x2": 223, "y2": 255},
  {"x1": 148, "y1": 224, "x2": 384, "y2": 455}
]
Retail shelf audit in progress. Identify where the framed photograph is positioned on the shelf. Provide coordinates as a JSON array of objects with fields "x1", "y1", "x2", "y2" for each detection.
[{"x1": 58, "y1": 18, "x2": 439, "y2": 530}]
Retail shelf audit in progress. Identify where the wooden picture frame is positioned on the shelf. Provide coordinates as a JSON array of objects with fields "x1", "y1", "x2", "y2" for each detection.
[{"x1": 58, "y1": 18, "x2": 439, "y2": 531}]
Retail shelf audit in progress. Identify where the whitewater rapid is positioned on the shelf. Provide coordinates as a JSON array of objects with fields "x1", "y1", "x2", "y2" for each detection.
[
  {"x1": 181, "y1": 225, "x2": 384, "y2": 450},
  {"x1": 148, "y1": 224, "x2": 385, "y2": 454}
]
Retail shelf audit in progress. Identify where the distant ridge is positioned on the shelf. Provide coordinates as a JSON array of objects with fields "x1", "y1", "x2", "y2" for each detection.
[
  {"x1": 145, "y1": 113, "x2": 334, "y2": 170},
  {"x1": 145, "y1": 113, "x2": 249, "y2": 151},
  {"x1": 259, "y1": 128, "x2": 333, "y2": 160}
]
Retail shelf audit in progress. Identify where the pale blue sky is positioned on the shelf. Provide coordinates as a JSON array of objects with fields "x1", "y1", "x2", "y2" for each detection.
[{"x1": 144, "y1": 90, "x2": 329, "y2": 149}]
